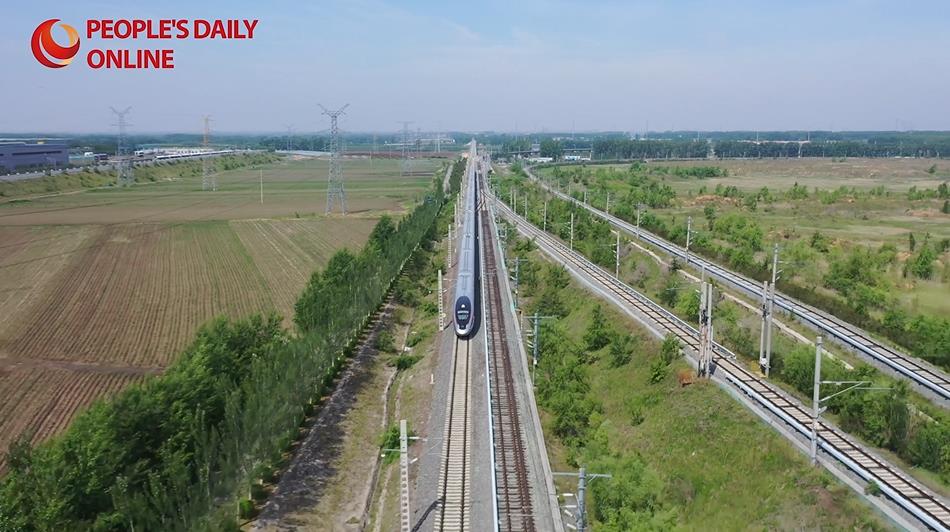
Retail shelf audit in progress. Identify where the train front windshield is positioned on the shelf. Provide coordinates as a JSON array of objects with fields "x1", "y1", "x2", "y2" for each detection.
[{"x1": 455, "y1": 297, "x2": 471, "y2": 327}]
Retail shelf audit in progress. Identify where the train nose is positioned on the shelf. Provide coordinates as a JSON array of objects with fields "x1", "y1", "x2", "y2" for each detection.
[{"x1": 455, "y1": 296, "x2": 472, "y2": 328}]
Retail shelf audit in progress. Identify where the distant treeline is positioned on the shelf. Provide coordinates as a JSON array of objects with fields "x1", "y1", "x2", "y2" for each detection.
[
  {"x1": 4, "y1": 130, "x2": 949, "y2": 158},
  {"x1": 491, "y1": 131, "x2": 950, "y2": 159}
]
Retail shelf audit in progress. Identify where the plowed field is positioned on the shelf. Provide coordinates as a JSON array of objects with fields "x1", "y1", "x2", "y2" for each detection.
[{"x1": 0, "y1": 155, "x2": 436, "y2": 469}]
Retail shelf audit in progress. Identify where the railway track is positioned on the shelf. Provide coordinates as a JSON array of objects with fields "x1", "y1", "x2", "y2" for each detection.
[
  {"x1": 481, "y1": 213, "x2": 536, "y2": 532},
  {"x1": 493, "y1": 195, "x2": 950, "y2": 531},
  {"x1": 435, "y1": 337, "x2": 472, "y2": 532},
  {"x1": 525, "y1": 168, "x2": 950, "y2": 404}
]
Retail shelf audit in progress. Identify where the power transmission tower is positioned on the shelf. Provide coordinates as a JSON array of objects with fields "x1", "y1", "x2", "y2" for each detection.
[
  {"x1": 397, "y1": 121, "x2": 413, "y2": 176},
  {"x1": 202, "y1": 115, "x2": 216, "y2": 191},
  {"x1": 284, "y1": 124, "x2": 294, "y2": 151},
  {"x1": 321, "y1": 103, "x2": 350, "y2": 214},
  {"x1": 371, "y1": 133, "x2": 377, "y2": 167},
  {"x1": 110, "y1": 106, "x2": 134, "y2": 186}
]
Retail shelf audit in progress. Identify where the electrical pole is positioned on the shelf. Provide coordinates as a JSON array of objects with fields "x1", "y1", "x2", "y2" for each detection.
[
  {"x1": 811, "y1": 336, "x2": 823, "y2": 465},
  {"x1": 527, "y1": 313, "x2": 555, "y2": 380},
  {"x1": 635, "y1": 204, "x2": 644, "y2": 239},
  {"x1": 321, "y1": 103, "x2": 350, "y2": 214},
  {"x1": 570, "y1": 211, "x2": 575, "y2": 251},
  {"x1": 763, "y1": 244, "x2": 780, "y2": 377},
  {"x1": 554, "y1": 467, "x2": 612, "y2": 532},
  {"x1": 685, "y1": 215, "x2": 693, "y2": 264},
  {"x1": 613, "y1": 230, "x2": 621, "y2": 278},
  {"x1": 202, "y1": 115, "x2": 216, "y2": 191},
  {"x1": 809, "y1": 336, "x2": 885, "y2": 465},
  {"x1": 447, "y1": 225, "x2": 453, "y2": 267},
  {"x1": 605, "y1": 192, "x2": 610, "y2": 215},
  {"x1": 511, "y1": 257, "x2": 528, "y2": 309},
  {"x1": 543, "y1": 199, "x2": 548, "y2": 232},
  {"x1": 259, "y1": 169, "x2": 263, "y2": 204},
  {"x1": 438, "y1": 269, "x2": 445, "y2": 330},
  {"x1": 758, "y1": 280, "x2": 769, "y2": 375},
  {"x1": 698, "y1": 275, "x2": 714, "y2": 377},
  {"x1": 110, "y1": 106, "x2": 134, "y2": 187},
  {"x1": 399, "y1": 419, "x2": 410, "y2": 532},
  {"x1": 397, "y1": 121, "x2": 413, "y2": 176}
]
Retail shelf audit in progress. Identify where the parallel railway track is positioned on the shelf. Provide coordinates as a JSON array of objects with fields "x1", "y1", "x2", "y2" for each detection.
[
  {"x1": 526, "y1": 168, "x2": 950, "y2": 404},
  {"x1": 435, "y1": 337, "x2": 472, "y2": 532},
  {"x1": 493, "y1": 195, "x2": 950, "y2": 531},
  {"x1": 481, "y1": 213, "x2": 536, "y2": 532}
]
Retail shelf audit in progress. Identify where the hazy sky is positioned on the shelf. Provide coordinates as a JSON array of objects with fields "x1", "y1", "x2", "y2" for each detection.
[{"x1": 3, "y1": 0, "x2": 949, "y2": 134}]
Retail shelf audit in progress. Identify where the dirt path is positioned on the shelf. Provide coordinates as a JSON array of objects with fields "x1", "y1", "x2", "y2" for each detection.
[{"x1": 252, "y1": 303, "x2": 395, "y2": 531}]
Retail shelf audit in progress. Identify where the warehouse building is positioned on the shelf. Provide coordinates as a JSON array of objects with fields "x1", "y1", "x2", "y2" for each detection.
[{"x1": 0, "y1": 139, "x2": 69, "y2": 172}]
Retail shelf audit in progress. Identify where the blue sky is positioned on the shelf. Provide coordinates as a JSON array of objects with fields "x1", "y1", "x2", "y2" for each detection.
[{"x1": 2, "y1": 0, "x2": 949, "y2": 133}]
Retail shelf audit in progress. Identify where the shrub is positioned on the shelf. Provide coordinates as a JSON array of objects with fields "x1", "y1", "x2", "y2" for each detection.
[
  {"x1": 584, "y1": 305, "x2": 612, "y2": 351},
  {"x1": 238, "y1": 499, "x2": 256, "y2": 519}
]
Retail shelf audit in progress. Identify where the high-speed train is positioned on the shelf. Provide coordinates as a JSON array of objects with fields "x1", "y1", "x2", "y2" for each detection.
[{"x1": 454, "y1": 142, "x2": 479, "y2": 337}]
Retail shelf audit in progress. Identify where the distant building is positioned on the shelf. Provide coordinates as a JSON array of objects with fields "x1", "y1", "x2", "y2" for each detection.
[{"x1": 0, "y1": 139, "x2": 68, "y2": 172}]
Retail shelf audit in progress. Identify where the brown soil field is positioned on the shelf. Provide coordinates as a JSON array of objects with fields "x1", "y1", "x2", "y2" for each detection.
[
  {"x1": 0, "y1": 155, "x2": 437, "y2": 469},
  {"x1": 231, "y1": 218, "x2": 378, "y2": 321},
  {"x1": 0, "y1": 364, "x2": 144, "y2": 452},
  {"x1": 650, "y1": 157, "x2": 948, "y2": 192}
]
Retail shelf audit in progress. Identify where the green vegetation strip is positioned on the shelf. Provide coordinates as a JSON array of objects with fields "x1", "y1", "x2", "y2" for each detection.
[
  {"x1": 0, "y1": 153, "x2": 279, "y2": 199},
  {"x1": 536, "y1": 163, "x2": 950, "y2": 371},
  {"x1": 0, "y1": 162, "x2": 459, "y2": 530},
  {"x1": 504, "y1": 236, "x2": 886, "y2": 530}
]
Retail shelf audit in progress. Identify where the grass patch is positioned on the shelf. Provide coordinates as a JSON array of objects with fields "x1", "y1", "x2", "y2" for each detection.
[{"x1": 509, "y1": 233, "x2": 887, "y2": 529}]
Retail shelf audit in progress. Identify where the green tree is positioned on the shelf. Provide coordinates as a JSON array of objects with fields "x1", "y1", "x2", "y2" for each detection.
[
  {"x1": 540, "y1": 139, "x2": 564, "y2": 159},
  {"x1": 910, "y1": 244, "x2": 937, "y2": 279},
  {"x1": 608, "y1": 333, "x2": 636, "y2": 368},
  {"x1": 584, "y1": 304, "x2": 612, "y2": 351},
  {"x1": 676, "y1": 290, "x2": 701, "y2": 323},
  {"x1": 659, "y1": 276, "x2": 680, "y2": 308},
  {"x1": 909, "y1": 232, "x2": 916, "y2": 251},
  {"x1": 660, "y1": 334, "x2": 681, "y2": 364},
  {"x1": 703, "y1": 204, "x2": 716, "y2": 230},
  {"x1": 546, "y1": 264, "x2": 570, "y2": 289},
  {"x1": 884, "y1": 382, "x2": 910, "y2": 454}
]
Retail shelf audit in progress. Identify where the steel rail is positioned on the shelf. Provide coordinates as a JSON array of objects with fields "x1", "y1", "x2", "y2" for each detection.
[{"x1": 524, "y1": 167, "x2": 950, "y2": 404}]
